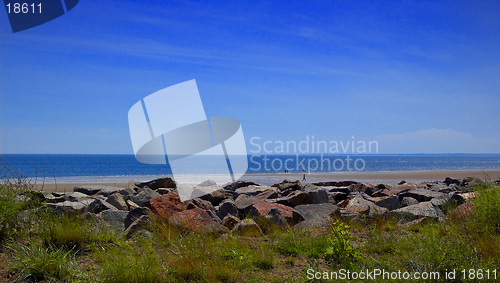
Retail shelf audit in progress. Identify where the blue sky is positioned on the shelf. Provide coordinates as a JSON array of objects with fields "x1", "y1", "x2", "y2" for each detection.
[{"x1": 0, "y1": 0, "x2": 499, "y2": 154}]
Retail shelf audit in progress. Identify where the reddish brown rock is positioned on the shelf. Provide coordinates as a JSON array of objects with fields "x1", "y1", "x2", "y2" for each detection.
[
  {"x1": 247, "y1": 200, "x2": 293, "y2": 220},
  {"x1": 145, "y1": 192, "x2": 187, "y2": 219},
  {"x1": 170, "y1": 207, "x2": 227, "y2": 233}
]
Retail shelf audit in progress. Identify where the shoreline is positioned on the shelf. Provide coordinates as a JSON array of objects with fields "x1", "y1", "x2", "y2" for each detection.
[{"x1": 31, "y1": 169, "x2": 500, "y2": 192}]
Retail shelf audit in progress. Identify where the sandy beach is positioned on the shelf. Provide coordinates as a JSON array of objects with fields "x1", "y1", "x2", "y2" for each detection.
[{"x1": 33, "y1": 169, "x2": 500, "y2": 192}]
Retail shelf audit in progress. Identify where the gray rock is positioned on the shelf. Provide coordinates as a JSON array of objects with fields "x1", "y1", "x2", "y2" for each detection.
[
  {"x1": 44, "y1": 194, "x2": 66, "y2": 203},
  {"x1": 89, "y1": 199, "x2": 117, "y2": 214},
  {"x1": 64, "y1": 192, "x2": 89, "y2": 202},
  {"x1": 398, "y1": 189, "x2": 448, "y2": 202},
  {"x1": 344, "y1": 197, "x2": 387, "y2": 217},
  {"x1": 206, "y1": 210, "x2": 222, "y2": 223},
  {"x1": 266, "y1": 207, "x2": 286, "y2": 226},
  {"x1": 198, "y1": 188, "x2": 228, "y2": 205},
  {"x1": 136, "y1": 177, "x2": 176, "y2": 190},
  {"x1": 118, "y1": 187, "x2": 136, "y2": 199},
  {"x1": 235, "y1": 186, "x2": 273, "y2": 196},
  {"x1": 187, "y1": 198, "x2": 215, "y2": 211},
  {"x1": 106, "y1": 193, "x2": 128, "y2": 211},
  {"x1": 97, "y1": 187, "x2": 128, "y2": 197},
  {"x1": 232, "y1": 219, "x2": 262, "y2": 236},
  {"x1": 292, "y1": 203, "x2": 340, "y2": 223},
  {"x1": 45, "y1": 201, "x2": 87, "y2": 215},
  {"x1": 234, "y1": 194, "x2": 258, "y2": 212},
  {"x1": 372, "y1": 195, "x2": 400, "y2": 211},
  {"x1": 131, "y1": 187, "x2": 160, "y2": 207},
  {"x1": 255, "y1": 189, "x2": 280, "y2": 200},
  {"x1": 73, "y1": 185, "x2": 125, "y2": 196},
  {"x1": 98, "y1": 210, "x2": 128, "y2": 231},
  {"x1": 401, "y1": 197, "x2": 419, "y2": 207},
  {"x1": 307, "y1": 189, "x2": 329, "y2": 204},
  {"x1": 273, "y1": 191, "x2": 313, "y2": 207},
  {"x1": 217, "y1": 199, "x2": 239, "y2": 219},
  {"x1": 125, "y1": 207, "x2": 152, "y2": 229},
  {"x1": 391, "y1": 201, "x2": 444, "y2": 221},
  {"x1": 124, "y1": 215, "x2": 152, "y2": 239}
]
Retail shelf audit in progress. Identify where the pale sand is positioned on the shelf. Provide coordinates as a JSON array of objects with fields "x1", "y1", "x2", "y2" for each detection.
[{"x1": 33, "y1": 169, "x2": 500, "y2": 192}]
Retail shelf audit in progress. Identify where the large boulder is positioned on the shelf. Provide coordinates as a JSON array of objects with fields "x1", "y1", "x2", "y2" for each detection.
[
  {"x1": 344, "y1": 197, "x2": 387, "y2": 217},
  {"x1": 124, "y1": 215, "x2": 152, "y2": 239},
  {"x1": 125, "y1": 207, "x2": 152, "y2": 229},
  {"x1": 266, "y1": 208, "x2": 286, "y2": 226},
  {"x1": 234, "y1": 194, "x2": 258, "y2": 212},
  {"x1": 145, "y1": 192, "x2": 187, "y2": 219},
  {"x1": 131, "y1": 187, "x2": 161, "y2": 207},
  {"x1": 222, "y1": 214, "x2": 240, "y2": 229},
  {"x1": 306, "y1": 189, "x2": 330, "y2": 204},
  {"x1": 273, "y1": 191, "x2": 313, "y2": 207},
  {"x1": 247, "y1": 200, "x2": 294, "y2": 220},
  {"x1": 372, "y1": 195, "x2": 400, "y2": 211},
  {"x1": 98, "y1": 210, "x2": 128, "y2": 232},
  {"x1": 45, "y1": 200, "x2": 91, "y2": 215},
  {"x1": 398, "y1": 189, "x2": 448, "y2": 203},
  {"x1": 216, "y1": 199, "x2": 240, "y2": 219},
  {"x1": 235, "y1": 186, "x2": 274, "y2": 196},
  {"x1": 64, "y1": 192, "x2": 89, "y2": 202},
  {"x1": 187, "y1": 198, "x2": 215, "y2": 211},
  {"x1": 136, "y1": 177, "x2": 176, "y2": 190},
  {"x1": 292, "y1": 203, "x2": 340, "y2": 223},
  {"x1": 272, "y1": 180, "x2": 302, "y2": 191},
  {"x1": 198, "y1": 189, "x2": 229, "y2": 206},
  {"x1": 224, "y1": 181, "x2": 259, "y2": 191},
  {"x1": 88, "y1": 199, "x2": 117, "y2": 214},
  {"x1": 391, "y1": 201, "x2": 444, "y2": 221},
  {"x1": 170, "y1": 207, "x2": 227, "y2": 233},
  {"x1": 106, "y1": 193, "x2": 128, "y2": 211}
]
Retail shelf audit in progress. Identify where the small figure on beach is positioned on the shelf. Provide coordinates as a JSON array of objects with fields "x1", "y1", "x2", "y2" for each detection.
[{"x1": 302, "y1": 173, "x2": 306, "y2": 181}]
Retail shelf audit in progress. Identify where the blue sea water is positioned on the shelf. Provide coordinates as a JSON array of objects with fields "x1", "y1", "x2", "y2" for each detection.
[{"x1": 1, "y1": 154, "x2": 500, "y2": 182}]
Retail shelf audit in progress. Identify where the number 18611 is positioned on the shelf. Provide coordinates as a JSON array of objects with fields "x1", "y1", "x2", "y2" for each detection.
[{"x1": 6, "y1": 3, "x2": 42, "y2": 14}]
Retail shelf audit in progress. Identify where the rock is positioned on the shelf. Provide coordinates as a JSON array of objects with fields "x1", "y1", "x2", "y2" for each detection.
[
  {"x1": 131, "y1": 187, "x2": 161, "y2": 207},
  {"x1": 44, "y1": 193, "x2": 66, "y2": 203},
  {"x1": 170, "y1": 207, "x2": 227, "y2": 233},
  {"x1": 106, "y1": 193, "x2": 128, "y2": 211},
  {"x1": 391, "y1": 201, "x2": 444, "y2": 221},
  {"x1": 190, "y1": 185, "x2": 222, "y2": 199},
  {"x1": 401, "y1": 197, "x2": 419, "y2": 207},
  {"x1": 273, "y1": 180, "x2": 302, "y2": 191},
  {"x1": 126, "y1": 199, "x2": 140, "y2": 210},
  {"x1": 98, "y1": 210, "x2": 128, "y2": 232},
  {"x1": 97, "y1": 187, "x2": 128, "y2": 197},
  {"x1": 444, "y1": 177, "x2": 460, "y2": 186},
  {"x1": 312, "y1": 181, "x2": 357, "y2": 187},
  {"x1": 125, "y1": 207, "x2": 152, "y2": 229},
  {"x1": 234, "y1": 194, "x2": 258, "y2": 212},
  {"x1": 124, "y1": 215, "x2": 152, "y2": 239},
  {"x1": 74, "y1": 186, "x2": 102, "y2": 196},
  {"x1": 398, "y1": 180, "x2": 407, "y2": 185},
  {"x1": 273, "y1": 191, "x2": 313, "y2": 207},
  {"x1": 205, "y1": 210, "x2": 222, "y2": 223},
  {"x1": 187, "y1": 198, "x2": 215, "y2": 211},
  {"x1": 118, "y1": 187, "x2": 136, "y2": 199},
  {"x1": 329, "y1": 191, "x2": 349, "y2": 202},
  {"x1": 222, "y1": 214, "x2": 240, "y2": 229},
  {"x1": 235, "y1": 186, "x2": 274, "y2": 196},
  {"x1": 45, "y1": 201, "x2": 87, "y2": 215},
  {"x1": 350, "y1": 183, "x2": 375, "y2": 195},
  {"x1": 88, "y1": 199, "x2": 117, "y2": 214},
  {"x1": 224, "y1": 181, "x2": 259, "y2": 191},
  {"x1": 266, "y1": 208, "x2": 286, "y2": 226},
  {"x1": 145, "y1": 192, "x2": 187, "y2": 219},
  {"x1": 306, "y1": 189, "x2": 329, "y2": 204},
  {"x1": 217, "y1": 199, "x2": 239, "y2": 219},
  {"x1": 345, "y1": 197, "x2": 387, "y2": 217},
  {"x1": 292, "y1": 203, "x2": 340, "y2": 223},
  {"x1": 64, "y1": 192, "x2": 89, "y2": 202},
  {"x1": 247, "y1": 200, "x2": 294, "y2": 220},
  {"x1": 136, "y1": 177, "x2": 176, "y2": 190},
  {"x1": 255, "y1": 189, "x2": 280, "y2": 200},
  {"x1": 372, "y1": 195, "x2": 400, "y2": 211},
  {"x1": 328, "y1": 187, "x2": 351, "y2": 195},
  {"x1": 232, "y1": 219, "x2": 262, "y2": 236},
  {"x1": 398, "y1": 189, "x2": 448, "y2": 203},
  {"x1": 198, "y1": 180, "x2": 217, "y2": 187},
  {"x1": 198, "y1": 189, "x2": 228, "y2": 206}
]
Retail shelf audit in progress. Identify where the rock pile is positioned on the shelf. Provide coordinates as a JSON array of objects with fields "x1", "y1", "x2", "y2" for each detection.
[{"x1": 32, "y1": 176, "x2": 483, "y2": 237}]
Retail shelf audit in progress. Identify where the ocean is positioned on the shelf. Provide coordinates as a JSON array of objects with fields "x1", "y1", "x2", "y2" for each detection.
[{"x1": 1, "y1": 154, "x2": 500, "y2": 183}]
